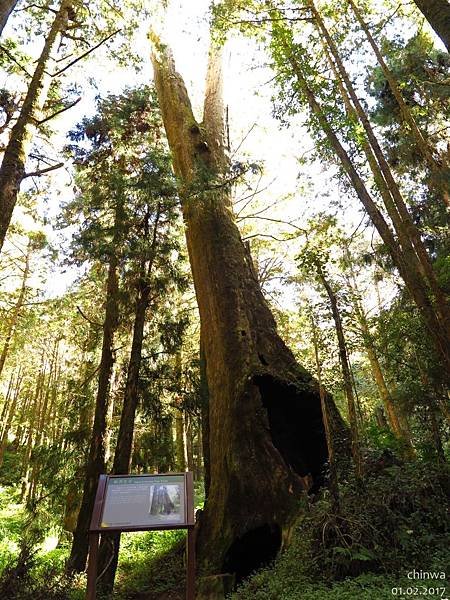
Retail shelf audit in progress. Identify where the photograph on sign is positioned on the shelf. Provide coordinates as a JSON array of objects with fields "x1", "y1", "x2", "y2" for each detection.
[{"x1": 100, "y1": 474, "x2": 186, "y2": 529}]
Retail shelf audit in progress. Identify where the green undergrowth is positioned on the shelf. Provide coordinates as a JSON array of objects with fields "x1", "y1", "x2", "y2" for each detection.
[
  {"x1": 0, "y1": 480, "x2": 205, "y2": 599},
  {"x1": 112, "y1": 529, "x2": 186, "y2": 599},
  {"x1": 0, "y1": 465, "x2": 448, "y2": 600},
  {"x1": 230, "y1": 461, "x2": 450, "y2": 600}
]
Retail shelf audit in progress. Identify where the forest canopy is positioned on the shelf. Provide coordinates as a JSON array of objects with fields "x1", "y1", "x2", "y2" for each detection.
[{"x1": 0, "y1": 1, "x2": 448, "y2": 599}]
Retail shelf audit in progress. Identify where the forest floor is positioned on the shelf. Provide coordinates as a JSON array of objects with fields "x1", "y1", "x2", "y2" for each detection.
[{"x1": 0, "y1": 459, "x2": 449, "y2": 600}]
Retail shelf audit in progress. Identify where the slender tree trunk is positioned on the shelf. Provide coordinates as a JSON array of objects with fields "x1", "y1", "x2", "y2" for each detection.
[
  {"x1": 309, "y1": 310, "x2": 339, "y2": 512},
  {"x1": 26, "y1": 341, "x2": 59, "y2": 505},
  {"x1": 185, "y1": 413, "x2": 195, "y2": 472},
  {"x1": 68, "y1": 230, "x2": 120, "y2": 573},
  {"x1": 0, "y1": 367, "x2": 22, "y2": 466},
  {"x1": 175, "y1": 408, "x2": 187, "y2": 470},
  {"x1": 0, "y1": 0, "x2": 71, "y2": 252},
  {"x1": 20, "y1": 360, "x2": 45, "y2": 500},
  {"x1": 96, "y1": 277, "x2": 150, "y2": 593},
  {"x1": 279, "y1": 37, "x2": 450, "y2": 376},
  {"x1": 347, "y1": 0, "x2": 450, "y2": 205},
  {"x1": 312, "y1": 0, "x2": 450, "y2": 337},
  {"x1": 112, "y1": 286, "x2": 149, "y2": 476},
  {"x1": 0, "y1": 369, "x2": 15, "y2": 435},
  {"x1": 0, "y1": 0, "x2": 18, "y2": 36},
  {"x1": 412, "y1": 0, "x2": 450, "y2": 52},
  {"x1": 97, "y1": 205, "x2": 163, "y2": 593},
  {"x1": 0, "y1": 241, "x2": 31, "y2": 378},
  {"x1": 343, "y1": 262, "x2": 414, "y2": 453},
  {"x1": 151, "y1": 36, "x2": 347, "y2": 581},
  {"x1": 175, "y1": 351, "x2": 187, "y2": 470},
  {"x1": 317, "y1": 268, "x2": 362, "y2": 478}
]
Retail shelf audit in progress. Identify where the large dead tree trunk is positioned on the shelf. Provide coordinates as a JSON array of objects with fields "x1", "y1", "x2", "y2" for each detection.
[
  {"x1": 412, "y1": 0, "x2": 450, "y2": 53},
  {"x1": 151, "y1": 38, "x2": 347, "y2": 582}
]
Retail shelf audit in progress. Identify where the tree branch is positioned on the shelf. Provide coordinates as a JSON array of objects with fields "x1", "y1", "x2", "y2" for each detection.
[
  {"x1": 36, "y1": 96, "x2": 81, "y2": 125},
  {"x1": 24, "y1": 162, "x2": 64, "y2": 178},
  {"x1": 76, "y1": 306, "x2": 102, "y2": 328},
  {"x1": 0, "y1": 45, "x2": 31, "y2": 77},
  {"x1": 51, "y1": 29, "x2": 120, "y2": 77}
]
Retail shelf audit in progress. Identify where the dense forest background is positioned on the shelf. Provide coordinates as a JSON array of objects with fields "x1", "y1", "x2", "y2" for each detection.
[{"x1": 0, "y1": 0, "x2": 449, "y2": 599}]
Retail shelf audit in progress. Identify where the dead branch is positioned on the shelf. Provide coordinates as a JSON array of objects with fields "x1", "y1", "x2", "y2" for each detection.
[
  {"x1": 24, "y1": 162, "x2": 64, "y2": 178},
  {"x1": 51, "y1": 29, "x2": 120, "y2": 77},
  {"x1": 36, "y1": 96, "x2": 81, "y2": 125}
]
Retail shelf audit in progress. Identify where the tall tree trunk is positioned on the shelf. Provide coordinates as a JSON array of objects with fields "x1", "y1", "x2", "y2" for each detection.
[
  {"x1": 26, "y1": 341, "x2": 59, "y2": 506},
  {"x1": 96, "y1": 272, "x2": 151, "y2": 593},
  {"x1": 0, "y1": 240, "x2": 31, "y2": 378},
  {"x1": 413, "y1": 0, "x2": 450, "y2": 52},
  {"x1": 347, "y1": 0, "x2": 450, "y2": 206},
  {"x1": 312, "y1": 0, "x2": 450, "y2": 338},
  {"x1": 175, "y1": 408, "x2": 187, "y2": 470},
  {"x1": 185, "y1": 412, "x2": 195, "y2": 472},
  {"x1": 175, "y1": 351, "x2": 188, "y2": 470},
  {"x1": 20, "y1": 358, "x2": 45, "y2": 500},
  {"x1": 0, "y1": 0, "x2": 71, "y2": 252},
  {"x1": 343, "y1": 261, "x2": 414, "y2": 453},
  {"x1": 0, "y1": 369, "x2": 15, "y2": 436},
  {"x1": 96, "y1": 204, "x2": 162, "y2": 592},
  {"x1": 277, "y1": 34, "x2": 450, "y2": 376},
  {"x1": 0, "y1": 0, "x2": 18, "y2": 36},
  {"x1": 316, "y1": 267, "x2": 362, "y2": 478},
  {"x1": 309, "y1": 310, "x2": 339, "y2": 512},
  {"x1": 68, "y1": 226, "x2": 120, "y2": 573},
  {"x1": 0, "y1": 367, "x2": 22, "y2": 467},
  {"x1": 151, "y1": 36, "x2": 347, "y2": 582}
]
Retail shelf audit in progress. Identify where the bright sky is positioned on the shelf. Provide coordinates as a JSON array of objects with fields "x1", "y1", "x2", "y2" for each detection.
[{"x1": 1, "y1": 0, "x2": 378, "y2": 308}]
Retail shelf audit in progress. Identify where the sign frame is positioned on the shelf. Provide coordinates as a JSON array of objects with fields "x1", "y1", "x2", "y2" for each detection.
[{"x1": 86, "y1": 472, "x2": 195, "y2": 600}]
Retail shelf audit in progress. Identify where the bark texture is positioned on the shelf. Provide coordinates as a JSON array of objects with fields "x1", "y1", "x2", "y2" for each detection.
[
  {"x1": 0, "y1": 0, "x2": 18, "y2": 36},
  {"x1": 413, "y1": 0, "x2": 450, "y2": 52},
  {"x1": 0, "y1": 0, "x2": 70, "y2": 251},
  {"x1": 151, "y1": 39, "x2": 347, "y2": 580}
]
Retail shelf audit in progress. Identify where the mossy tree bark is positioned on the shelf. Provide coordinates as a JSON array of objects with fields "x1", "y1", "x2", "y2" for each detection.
[
  {"x1": 0, "y1": 0, "x2": 71, "y2": 252},
  {"x1": 151, "y1": 38, "x2": 347, "y2": 580}
]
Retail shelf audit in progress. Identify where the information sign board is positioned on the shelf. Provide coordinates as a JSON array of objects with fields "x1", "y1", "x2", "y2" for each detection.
[
  {"x1": 86, "y1": 472, "x2": 195, "y2": 600},
  {"x1": 91, "y1": 473, "x2": 190, "y2": 531}
]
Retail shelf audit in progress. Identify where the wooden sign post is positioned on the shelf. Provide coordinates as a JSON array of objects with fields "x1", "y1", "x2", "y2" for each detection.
[{"x1": 86, "y1": 472, "x2": 195, "y2": 600}]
